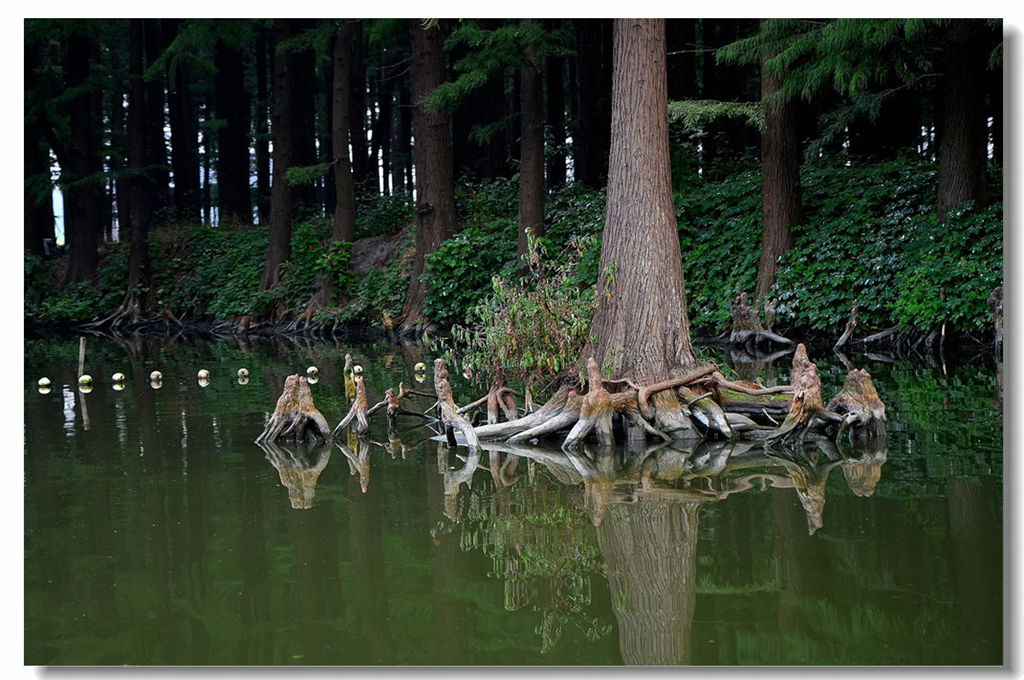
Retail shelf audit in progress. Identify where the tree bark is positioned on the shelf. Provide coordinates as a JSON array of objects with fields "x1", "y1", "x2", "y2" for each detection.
[
  {"x1": 399, "y1": 19, "x2": 456, "y2": 330},
  {"x1": 755, "y1": 45, "x2": 802, "y2": 301},
  {"x1": 123, "y1": 19, "x2": 155, "y2": 317},
  {"x1": 61, "y1": 30, "x2": 103, "y2": 284},
  {"x1": 143, "y1": 19, "x2": 170, "y2": 218},
  {"x1": 544, "y1": 22, "x2": 567, "y2": 189},
  {"x1": 215, "y1": 32, "x2": 252, "y2": 225},
  {"x1": 261, "y1": 20, "x2": 298, "y2": 292},
  {"x1": 332, "y1": 23, "x2": 357, "y2": 245},
  {"x1": 254, "y1": 27, "x2": 271, "y2": 225},
  {"x1": 517, "y1": 19, "x2": 545, "y2": 258},
  {"x1": 164, "y1": 19, "x2": 201, "y2": 224},
  {"x1": 936, "y1": 20, "x2": 990, "y2": 221},
  {"x1": 583, "y1": 19, "x2": 698, "y2": 382},
  {"x1": 24, "y1": 40, "x2": 54, "y2": 256},
  {"x1": 349, "y1": 21, "x2": 370, "y2": 193},
  {"x1": 572, "y1": 19, "x2": 612, "y2": 189}
]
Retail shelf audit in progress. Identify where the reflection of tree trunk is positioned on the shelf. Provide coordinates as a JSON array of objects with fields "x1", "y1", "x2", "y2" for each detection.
[
  {"x1": 771, "y1": 485, "x2": 829, "y2": 631},
  {"x1": 425, "y1": 448, "x2": 467, "y2": 664},
  {"x1": 946, "y1": 476, "x2": 1001, "y2": 664},
  {"x1": 597, "y1": 500, "x2": 701, "y2": 665},
  {"x1": 347, "y1": 451, "x2": 392, "y2": 662}
]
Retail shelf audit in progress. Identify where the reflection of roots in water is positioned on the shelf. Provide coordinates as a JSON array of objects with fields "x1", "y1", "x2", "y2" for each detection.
[{"x1": 257, "y1": 440, "x2": 332, "y2": 510}]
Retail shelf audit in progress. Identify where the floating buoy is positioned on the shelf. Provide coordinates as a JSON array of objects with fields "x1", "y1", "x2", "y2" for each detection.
[
  {"x1": 237, "y1": 368, "x2": 249, "y2": 379},
  {"x1": 150, "y1": 370, "x2": 162, "y2": 381},
  {"x1": 198, "y1": 378, "x2": 210, "y2": 388},
  {"x1": 307, "y1": 375, "x2": 319, "y2": 385},
  {"x1": 150, "y1": 379, "x2": 163, "y2": 390},
  {"x1": 414, "y1": 362, "x2": 426, "y2": 373},
  {"x1": 37, "y1": 377, "x2": 51, "y2": 388},
  {"x1": 79, "y1": 383, "x2": 93, "y2": 394},
  {"x1": 237, "y1": 375, "x2": 250, "y2": 386},
  {"x1": 78, "y1": 374, "x2": 92, "y2": 385},
  {"x1": 353, "y1": 365, "x2": 363, "y2": 375},
  {"x1": 112, "y1": 372, "x2": 126, "y2": 382},
  {"x1": 112, "y1": 383, "x2": 125, "y2": 392},
  {"x1": 306, "y1": 366, "x2": 318, "y2": 376},
  {"x1": 197, "y1": 369, "x2": 210, "y2": 380},
  {"x1": 38, "y1": 385, "x2": 51, "y2": 395}
]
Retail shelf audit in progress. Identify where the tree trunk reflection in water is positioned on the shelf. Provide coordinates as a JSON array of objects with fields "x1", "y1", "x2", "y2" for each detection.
[{"x1": 597, "y1": 500, "x2": 702, "y2": 665}]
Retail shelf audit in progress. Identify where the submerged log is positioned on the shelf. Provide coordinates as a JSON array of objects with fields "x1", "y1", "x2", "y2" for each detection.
[{"x1": 256, "y1": 374, "x2": 332, "y2": 444}]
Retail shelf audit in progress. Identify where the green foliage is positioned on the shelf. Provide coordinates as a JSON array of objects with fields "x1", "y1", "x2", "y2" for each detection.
[
  {"x1": 423, "y1": 218, "x2": 519, "y2": 326},
  {"x1": 285, "y1": 163, "x2": 331, "y2": 186},
  {"x1": 316, "y1": 240, "x2": 356, "y2": 293},
  {"x1": 668, "y1": 99, "x2": 764, "y2": 132},
  {"x1": 442, "y1": 235, "x2": 596, "y2": 390},
  {"x1": 891, "y1": 202, "x2": 1003, "y2": 332},
  {"x1": 355, "y1": 192, "x2": 414, "y2": 238}
]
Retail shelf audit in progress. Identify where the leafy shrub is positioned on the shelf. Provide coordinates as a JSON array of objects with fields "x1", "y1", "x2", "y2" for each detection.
[
  {"x1": 356, "y1": 192, "x2": 414, "y2": 238},
  {"x1": 422, "y1": 217, "x2": 519, "y2": 325},
  {"x1": 442, "y1": 235, "x2": 597, "y2": 390}
]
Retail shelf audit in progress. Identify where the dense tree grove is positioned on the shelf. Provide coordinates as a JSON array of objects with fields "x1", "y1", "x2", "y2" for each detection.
[{"x1": 25, "y1": 18, "x2": 1002, "y2": 346}]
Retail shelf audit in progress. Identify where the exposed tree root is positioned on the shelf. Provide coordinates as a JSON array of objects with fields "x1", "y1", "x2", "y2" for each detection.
[
  {"x1": 433, "y1": 358, "x2": 480, "y2": 449},
  {"x1": 334, "y1": 374, "x2": 370, "y2": 435},
  {"x1": 256, "y1": 375, "x2": 332, "y2": 444},
  {"x1": 730, "y1": 291, "x2": 794, "y2": 349},
  {"x1": 834, "y1": 300, "x2": 860, "y2": 350},
  {"x1": 827, "y1": 368, "x2": 887, "y2": 439}
]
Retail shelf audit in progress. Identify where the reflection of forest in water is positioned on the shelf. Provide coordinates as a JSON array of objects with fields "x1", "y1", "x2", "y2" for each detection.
[{"x1": 25, "y1": 336, "x2": 1002, "y2": 665}]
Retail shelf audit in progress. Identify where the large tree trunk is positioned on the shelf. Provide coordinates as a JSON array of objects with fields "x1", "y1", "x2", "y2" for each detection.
[
  {"x1": 936, "y1": 20, "x2": 990, "y2": 221},
  {"x1": 517, "y1": 20, "x2": 545, "y2": 258},
  {"x1": 398, "y1": 19, "x2": 456, "y2": 331},
  {"x1": 61, "y1": 31, "x2": 103, "y2": 284},
  {"x1": 260, "y1": 20, "x2": 298, "y2": 292},
  {"x1": 142, "y1": 20, "x2": 170, "y2": 219},
  {"x1": 755, "y1": 44, "x2": 802, "y2": 301},
  {"x1": 348, "y1": 21, "x2": 370, "y2": 193},
  {"x1": 544, "y1": 22, "x2": 567, "y2": 189},
  {"x1": 572, "y1": 19, "x2": 613, "y2": 189},
  {"x1": 584, "y1": 19, "x2": 698, "y2": 382},
  {"x1": 164, "y1": 19, "x2": 201, "y2": 224},
  {"x1": 331, "y1": 24, "x2": 357, "y2": 245},
  {"x1": 215, "y1": 32, "x2": 252, "y2": 225},
  {"x1": 24, "y1": 40, "x2": 54, "y2": 256},
  {"x1": 254, "y1": 28, "x2": 272, "y2": 225},
  {"x1": 123, "y1": 19, "x2": 155, "y2": 319}
]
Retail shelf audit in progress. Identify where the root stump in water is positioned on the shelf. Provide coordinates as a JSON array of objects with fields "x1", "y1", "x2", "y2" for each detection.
[
  {"x1": 334, "y1": 374, "x2": 370, "y2": 436},
  {"x1": 256, "y1": 375, "x2": 331, "y2": 444},
  {"x1": 827, "y1": 368, "x2": 887, "y2": 439},
  {"x1": 730, "y1": 291, "x2": 793, "y2": 349},
  {"x1": 434, "y1": 358, "x2": 480, "y2": 449}
]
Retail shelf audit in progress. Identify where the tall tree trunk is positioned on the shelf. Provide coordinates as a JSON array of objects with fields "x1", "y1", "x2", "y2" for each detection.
[
  {"x1": 936, "y1": 20, "x2": 989, "y2": 221},
  {"x1": 517, "y1": 20, "x2": 545, "y2": 258},
  {"x1": 349, "y1": 21, "x2": 370, "y2": 193},
  {"x1": 584, "y1": 19, "x2": 698, "y2": 382},
  {"x1": 290, "y1": 22, "x2": 319, "y2": 211},
  {"x1": 572, "y1": 19, "x2": 613, "y2": 188},
  {"x1": 314, "y1": 22, "x2": 359, "y2": 309},
  {"x1": 200, "y1": 97, "x2": 212, "y2": 225},
  {"x1": 320, "y1": 43, "x2": 336, "y2": 218},
  {"x1": 260, "y1": 20, "x2": 299, "y2": 292},
  {"x1": 398, "y1": 75, "x2": 413, "y2": 193},
  {"x1": 544, "y1": 20, "x2": 566, "y2": 189},
  {"x1": 332, "y1": 24, "x2": 357, "y2": 245},
  {"x1": 399, "y1": 19, "x2": 456, "y2": 330},
  {"x1": 755, "y1": 48, "x2": 802, "y2": 301},
  {"x1": 61, "y1": 31, "x2": 102, "y2": 284},
  {"x1": 215, "y1": 32, "x2": 252, "y2": 225},
  {"x1": 123, "y1": 19, "x2": 154, "y2": 318},
  {"x1": 143, "y1": 19, "x2": 170, "y2": 219},
  {"x1": 24, "y1": 41, "x2": 54, "y2": 256},
  {"x1": 164, "y1": 19, "x2": 201, "y2": 224},
  {"x1": 255, "y1": 28, "x2": 272, "y2": 225}
]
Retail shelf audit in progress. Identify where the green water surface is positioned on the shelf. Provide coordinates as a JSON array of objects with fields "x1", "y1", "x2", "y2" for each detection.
[{"x1": 23, "y1": 336, "x2": 1003, "y2": 666}]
